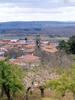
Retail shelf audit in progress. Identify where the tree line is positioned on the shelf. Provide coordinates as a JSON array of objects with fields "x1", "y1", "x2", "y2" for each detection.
[{"x1": 59, "y1": 36, "x2": 75, "y2": 54}]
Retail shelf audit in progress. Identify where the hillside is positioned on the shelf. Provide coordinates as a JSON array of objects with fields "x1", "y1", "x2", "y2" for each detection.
[{"x1": 0, "y1": 21, "x2": 75, "y2": 37}]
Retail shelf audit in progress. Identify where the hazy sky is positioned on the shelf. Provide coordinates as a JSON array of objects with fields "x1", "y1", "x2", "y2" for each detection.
[{"x1": 0, "y1": 0, "x2": 75, "y2": 22}]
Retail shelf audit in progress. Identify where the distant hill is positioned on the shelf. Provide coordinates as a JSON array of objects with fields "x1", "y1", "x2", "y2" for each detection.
[
  {"x1": 0, "y1": 21, "x2": 75, "y2": 37},
  {"x1": 0, "y1": 21, "x2": 75, "y2": 29}
]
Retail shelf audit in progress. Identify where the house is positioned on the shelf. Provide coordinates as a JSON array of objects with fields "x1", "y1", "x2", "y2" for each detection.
[
  {"x1": 0, "y1": 51, "x2": 5, "y2": 56},
  {"x1": 41, "y1": 44, "x2": 58, "y2": 53},
  {"x1": 10, "y1": 54, "x2": 40, "y2": 68}
]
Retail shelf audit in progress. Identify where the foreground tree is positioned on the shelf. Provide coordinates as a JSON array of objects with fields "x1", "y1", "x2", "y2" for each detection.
[
  {"x1": 0, "y1": 60, "x2": 24, "y2": 100},
  {"x1": 46, "y1": 65, "x2": 75, "y2": 99}
]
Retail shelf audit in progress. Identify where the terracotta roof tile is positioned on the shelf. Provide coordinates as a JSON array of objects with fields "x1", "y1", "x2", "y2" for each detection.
[{"x1": 11, "y1": 54, "x2": 40, "y2": 65}]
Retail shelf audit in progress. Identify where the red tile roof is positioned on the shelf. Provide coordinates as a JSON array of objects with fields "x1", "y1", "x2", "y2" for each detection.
[
  {"x1": 11, "y1": 54, "x2": 40, "y2": 65},
  {"x1": 42, "y1": 44, "x2": 58, "y2": 53}
]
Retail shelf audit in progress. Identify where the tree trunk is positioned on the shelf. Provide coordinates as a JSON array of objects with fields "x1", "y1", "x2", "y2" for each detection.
[
  {"x1": 25, "y1": 93, "x2": 29, "y2": 100},
  {"x1": 73, "y1": 92, "x2": 75, "y2": 99},
  {"x1": 25, "y1": 87, "x2": 31, "y2": 100},
  {"x1": 3, "y1": 85, "x2": 11, "y2": 100},
  {"x1": 12, "y1": 92, "x2": 16, "y2": 98},
  {"x1": 41, "y1": 88, "x2": 44, "y2": 97},
  {"x1": 39, "y1": 86, "x2": 44, "y2": 97},
  {"x1": 0, "y1": 85, "x2": 4, "y2": 97}
]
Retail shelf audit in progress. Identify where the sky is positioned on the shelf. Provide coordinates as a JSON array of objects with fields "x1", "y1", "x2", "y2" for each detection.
[{"x1": 0, "y1": 0, "x2": 75, "y2": 22}]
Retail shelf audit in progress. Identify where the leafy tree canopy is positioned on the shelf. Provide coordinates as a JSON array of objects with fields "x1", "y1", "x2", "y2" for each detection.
[
  {"x1": 59, "y1": 36, "x2": 75, "y2": 54},
  {"x1": 0, "y1": 60, "x2": 25, "y2": 99}
]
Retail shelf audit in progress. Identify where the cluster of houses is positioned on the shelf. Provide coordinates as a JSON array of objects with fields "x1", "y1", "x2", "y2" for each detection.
[{"x1": 0, "y1": 38, "x2": 58, "y2": 68}]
